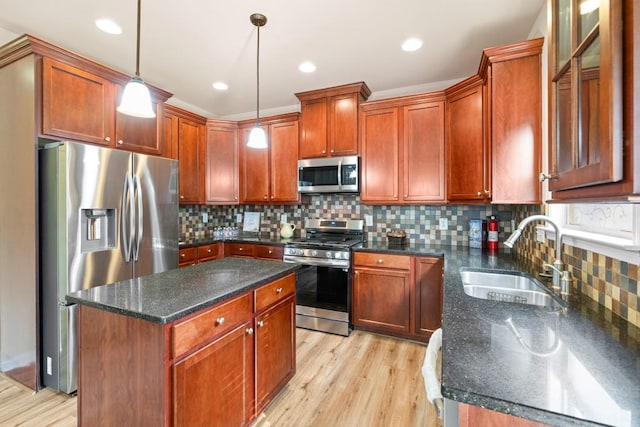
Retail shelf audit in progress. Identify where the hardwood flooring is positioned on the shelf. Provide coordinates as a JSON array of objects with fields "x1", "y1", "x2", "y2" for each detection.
[{"x1": 0, "y1": 329, "x2": 440, "y2": 427}]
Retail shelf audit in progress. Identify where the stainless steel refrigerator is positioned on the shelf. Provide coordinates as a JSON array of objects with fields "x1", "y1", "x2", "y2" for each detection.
[{"x1": 39, "y1": 140, "x2": 178, "y2": 393}]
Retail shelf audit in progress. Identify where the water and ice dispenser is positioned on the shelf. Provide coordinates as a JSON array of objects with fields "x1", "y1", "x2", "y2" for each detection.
[{"x1": 80, "y1": 209, "x2": 115, "y2": 252}]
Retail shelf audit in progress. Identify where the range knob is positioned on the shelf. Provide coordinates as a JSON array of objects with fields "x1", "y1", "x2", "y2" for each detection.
[
  {"x1": 311, "y1": 250, "x2": 318, "y2": 257},
  {"x1": 326, "y1": 251, "x2": 332, "y2": 258}
]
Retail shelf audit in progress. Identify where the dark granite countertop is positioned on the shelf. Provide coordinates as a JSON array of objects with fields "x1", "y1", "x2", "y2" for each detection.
[
  {"x1": 66, "y1": 258, "x2": 298, "y2": 324},
  {"x1": 356, "y1": 241, "x2": 640, "y2": 427},
  {"x1": 178, "y1": 233, "x2": 291, "y2": 248}
]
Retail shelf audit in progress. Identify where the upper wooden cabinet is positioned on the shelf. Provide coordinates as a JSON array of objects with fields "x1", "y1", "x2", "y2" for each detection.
[
  {"x1": 360, "y1": 93, "x2": 446, "y2": 204},
  {"x1": 445, "y1": 76, "x2": 487, "y2": 202},
  {"x1": 295, "y1": 82, "x2": 371, "y2": 158},
  {"x1": 39, "y1": 52, "x2": 170, "y2": 156},
  {"x1": 205, "y1": 120, "x2": 239, "y2": 205},
  {"x1": 480, "y1": 38, "x2": 543, "y2": 204},
  {"x1": 238, "y1": 113, "x2": 300, "y2": 204},
  {"x1": 548, "y1": 0, "x2": 640, "y2": 201},
  {"x1": 165, "y1": 105, "x2": 207, "y2": 204}
]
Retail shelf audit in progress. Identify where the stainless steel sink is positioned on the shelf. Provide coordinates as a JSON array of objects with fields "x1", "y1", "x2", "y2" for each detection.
[{"x1": 460, "y1": 268, "x2": 566, "y2": 309}]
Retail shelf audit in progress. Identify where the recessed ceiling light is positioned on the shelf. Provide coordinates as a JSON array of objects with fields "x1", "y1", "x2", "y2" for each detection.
[
  {"x1": 212, "y1": 81, "x2": 229, "y2": 91},
  {"x1": 95, "y1": 18, "x2": 122, "y2": 35},
  {"x1": 401, "y1": 37, "x2": 423, "y2": 52},
  {"x1": 299, "y1": 61, "x2": 317, "y2": 73}
]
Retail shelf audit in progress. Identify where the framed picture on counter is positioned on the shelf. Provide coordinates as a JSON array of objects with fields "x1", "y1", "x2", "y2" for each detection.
[{"x1": 243, "y1": 212, "x2": 261, "y2": 233}]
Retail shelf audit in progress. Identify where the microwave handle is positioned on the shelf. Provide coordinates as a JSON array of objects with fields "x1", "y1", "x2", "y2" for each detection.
[{"x1": 338, "y1": 159, "x2": 342, "y2": 189}]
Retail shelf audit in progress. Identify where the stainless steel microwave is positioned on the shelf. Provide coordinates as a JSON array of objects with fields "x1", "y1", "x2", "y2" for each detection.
[{"x1": 298, "y1": 156, "x2": 359, "y2": 193}]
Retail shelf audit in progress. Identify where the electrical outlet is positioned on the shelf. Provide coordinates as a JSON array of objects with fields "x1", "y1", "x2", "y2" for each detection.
[
  {"x1": 202, "y1": 212, "x2": 208, "y2": 223},
  {"x1": 439, "y1": 218, "x2": 448, "y2": 230},
  {"x1": 365, "y1": 214, "x2": 373, "y2": 227},
  {"x1": 536, "y1": 228, "x2": 546, "y2": 243},
  {"x1": 236, "y1": 213, "x2": 243, "y2": 223}
]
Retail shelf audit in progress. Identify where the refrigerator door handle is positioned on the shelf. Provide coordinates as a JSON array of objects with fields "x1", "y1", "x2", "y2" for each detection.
[
  {"x1": 121, "y1": 174, "x2": 132, "y2": 262},
  {"x1": 132, "y1": 175, "x2": 144, "y2": 262}
]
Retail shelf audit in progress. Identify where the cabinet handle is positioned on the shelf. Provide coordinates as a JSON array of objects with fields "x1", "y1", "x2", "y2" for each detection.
[
  {"x1": 330, "y1": 149, "x2": 334, "y2": 154},
  {"x1": 257, "y1": 320, "x2": 265, "y2": 327},
  {"x1": 216, "y1": 317, "x2": 225, "y2": 325},
  {"x1": 377, "y1": 259, "x2": 384, "y2": 264},
  {"x1": 246, "y1": 327, "x2": 254, "y2": 335},
  {"x1": 104, "y1": 136, "x2": 111, "y2": 142},
  {"x1": 477, "y1": 191, "x2": 482, "y2": 197},
  {"x1": 118, "y1": 140, "x2": 124, "y2": 145},
  {"x1": 234, "y1": 196, "x2": 238, "y2": 200},
  {"x1": 207, "y1": 249, "x2": 212, "y2": 253},
  {"x1": 264, "y1": 195, "x2": 268, "y2": 200},
  {"x1": 239, "y1": 247, "x2": 243, "y2": 251},
  {"x1": 268, "y1": 250, "x2": 272, "y2": 254},
  {"x1": 180, "y1": 195, "x2": 184, "y2": 200},
  {"x1": 404, "y1": 194, "x2": 408, "y2": 198},
  {"x1": 322, "y1": 150, "x2": 326, "y2": 154},
  {"x1": 271, "y1": 196, "x2": 274, "y2": 200},
  {"x1": 276, "y1": 287, "x2": 283, "y2": 294}
]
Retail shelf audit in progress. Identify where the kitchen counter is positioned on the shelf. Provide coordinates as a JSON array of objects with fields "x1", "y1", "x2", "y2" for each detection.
[
  {"x1": 355, "y1": 242, "x2": 640, "y2": 426},
  {"x1": 178, "y1": 233, "x2": 291, "y2": 248},
  {"x1": 66, "y1": 257, "x2": 298, "y2": 324}
]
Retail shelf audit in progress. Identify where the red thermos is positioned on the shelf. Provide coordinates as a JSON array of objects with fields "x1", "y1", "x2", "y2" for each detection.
[{"x1": 487, "y1": 216, "x2": 498, "y2": 250}]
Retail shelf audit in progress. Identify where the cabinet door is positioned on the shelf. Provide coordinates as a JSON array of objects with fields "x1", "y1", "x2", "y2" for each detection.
[
  {"x1": 239, "y1": 127, "x2": 270, "y2": 203},
  {"x1": 178, "y1": 247, "x2": 198, "y2": 268},
  {"x1": 269, "y1": 120, "x2": 300, "y2": 203},
  {"x1": 490, "y1": 56, "x2": 542, "y2": 203},
  {"x1": 41, "y1": 57, "x2": 115, "y2": 146},
  {"x1": 178, "y1": 118, "x2": 203, "y2": 204},
  {"x1": 414, "y1": 257, "x2": 444, "y2": 337},
  {"x1": 114, "y1": 90, "x2": 163, "y2": 156},
  {"x1": 403, "y1": 101, "x2": 446, "y2": 202},
  {"x1": 197, "y1": 243, "x2": 222, "y2": 263},
  {"x1": 299, "y1": 98, "x2": 327, "y2": 158},
  {"x1": 173, "y1": 323, "x2": 254, "y2": 427},
  {"x1": 352, "y1": 266, "x2": 411, "y2": 333},
  {"x1": 360, "y1": 108, "x2": 400, "y2": 202},
  {"x1": 164, "y1": 113, "x2": 179, "y2": 160},
  {"x1": 458, "y1": 403, "x2": 546, "y2": 427},
  {"x1": 255, "y1": 296, "x2": 295, "y2": 412},
  {"x1": 328, "y1": 93, "x2": 359, "y2": 156},
  {"x1": 446, "y1": 82, "x2": 487, "y2": 201},
  {"x1": 205, "y1": 123, "x2": 238, "y2": 204}
]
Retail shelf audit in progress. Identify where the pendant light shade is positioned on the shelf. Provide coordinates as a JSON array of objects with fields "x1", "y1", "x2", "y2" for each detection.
[
  {"x1": 117, "y1": 0, "x2": 155, "y2": 118},
  {"x1": 248, "y1": 13, "x2": 267, "y2": 149}
]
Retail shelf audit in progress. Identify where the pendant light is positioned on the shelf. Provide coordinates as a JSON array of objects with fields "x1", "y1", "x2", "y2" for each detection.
[
  {"x1": 247, "y1": 13, "x2": 268, "y2": 149},
  {"x1": 117, "y1": 0, "x2": 155, "y2": 118}
]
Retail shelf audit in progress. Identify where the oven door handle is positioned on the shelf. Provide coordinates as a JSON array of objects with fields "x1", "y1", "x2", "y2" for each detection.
[
  {"x1": 283, "y1": 256, "x2": 349, "y2": 269},
  {"x1": 337, "y1": 159, "x2": 342, "y2": 189}
]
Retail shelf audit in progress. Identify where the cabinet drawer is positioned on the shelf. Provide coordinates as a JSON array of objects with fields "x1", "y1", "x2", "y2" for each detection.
[
  {"x1": 197, "y1": 243, "x2": 221, "y2": 262},
  {"x1": 255, "y1": 274, "x2": 295, "y2": 313},
  {"x1": 226, "y1": 242, "x2": 256, "y2": 257},
  {"x1": 172, "y1": 293, "x2": 252, "y2": 359},
  {"x1": 353, "y1": 252, "x2": 411, "y2": 270},
  {"x1": 255, "y1": 245, "x2": 283, "y2": 261},
  {"x1": 178, "y1": 247, "x2": 198, "y2": 267}
]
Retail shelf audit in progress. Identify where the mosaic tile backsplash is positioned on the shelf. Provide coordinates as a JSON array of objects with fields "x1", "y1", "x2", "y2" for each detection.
[{"x1": 179, "y1": 198, "x2": 640, "y2": 328}]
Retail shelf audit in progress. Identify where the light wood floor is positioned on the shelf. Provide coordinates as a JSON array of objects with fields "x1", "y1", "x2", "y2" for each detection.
[{"x1": 0, "y1": 329, "x2": 440, "y2": 427}]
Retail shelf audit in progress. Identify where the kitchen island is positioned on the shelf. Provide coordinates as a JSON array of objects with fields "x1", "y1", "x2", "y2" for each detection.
[
  {"x1": 355, "y1": 242, "x2": 640, "y2": 427},
  {"x1": 67, "y1": 257, "x2": 299, "y2": 427}
]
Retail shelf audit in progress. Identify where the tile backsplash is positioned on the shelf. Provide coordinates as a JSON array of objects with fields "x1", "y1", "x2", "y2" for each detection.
[{"x1": 179, "y1": 198, "x2": 640, "y2": 328}]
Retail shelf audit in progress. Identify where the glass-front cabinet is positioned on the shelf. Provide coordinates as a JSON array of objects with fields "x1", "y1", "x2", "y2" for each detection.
[{"x1": 549, "y1": 0, "x2": 623, "y2": 192}]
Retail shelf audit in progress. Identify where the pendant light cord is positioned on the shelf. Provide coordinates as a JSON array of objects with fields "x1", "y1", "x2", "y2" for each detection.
[
  {"x1": 255, "y1": 23, "x2": 260, "y2": 125},
  {"x1": 135, "y1": 0, "x2": 141, "y2": 77}
]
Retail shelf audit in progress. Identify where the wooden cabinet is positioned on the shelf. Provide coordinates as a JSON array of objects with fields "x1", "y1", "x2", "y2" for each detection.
[
  {"x1": 41, "y1": 57, "x2": 168, "y2": 155},
  {"x1": 295, "y1": 82, "x2": 371, "y2": 158},
  {"x1": 352, "y1": 252, "x2": 443, "y2": 342},
  {"x1": 255, "y1": 244, "x2": 284, "y2": 261},
  {"x1": 77, "y1": 272, "x2": 296, "y2": 426},
  {"x1": 458, "y1": 402, "x2": 546, "y2": 427},
  {"x1": 360, "y1": 93, "x2": 446, "y2": 204},
  {"x1": 479, "y1": 38, "x2": 543, "y2": 204},
  {"x1": 225, "y1": 242, "x2": 283, "y2": 262},
  {"x1": 445, "y1": 76, "x2": 488, "y2": 202},
  {"x1": 238, "y1": 113, "x2": 299, "y2": 204},
  {"x1": 205, "y1": 120, "x2": 239, "y2": 204},
  {"x1": 166, "y1": 105, "x2": 207, "y2": 204},
  {"x1": 178, "y1": 243, "x2": 222, "y2": 267}
]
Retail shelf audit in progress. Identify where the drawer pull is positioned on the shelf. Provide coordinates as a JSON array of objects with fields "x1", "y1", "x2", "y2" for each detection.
[
  {"x1": 104, "y1": 136, "x2": 111, "y2": 142},
  {"x1": 377, "y1": 259, "x2": 384, "y2": 264},
  {"x1": 118, "y1": 139, "x2": 124, "y2": 145},
  {"x1": 181, "y1": 253, "x2": 185, "y2": 258},
  {"x1": 257, "y1": 320, "x2": 264, "y2": 327},
  {"x1": 216, "y1": 317, "x2": 225, "y2": 325},
  {"x1": 268, "y1": 250, "x2": 273, "y2": 254},
  {"x1": 276, "y1": 287, "x2": 283, "y2": 294},
  {"x1": 246, "y1": 328, "x2": 254, "y2": 335},
  {"x1": 207, "y1": 249, "x2": 212, "y2": 253}
]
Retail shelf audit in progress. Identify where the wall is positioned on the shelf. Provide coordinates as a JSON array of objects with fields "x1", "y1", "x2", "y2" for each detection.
[{"x1": 180, "y1": 196, "x2": 520, "y2": 245}]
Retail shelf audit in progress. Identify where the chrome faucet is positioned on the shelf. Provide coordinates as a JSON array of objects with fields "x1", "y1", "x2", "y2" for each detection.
[{"x1": 504, "y1": 214, "x2": 571, "y2": 294}]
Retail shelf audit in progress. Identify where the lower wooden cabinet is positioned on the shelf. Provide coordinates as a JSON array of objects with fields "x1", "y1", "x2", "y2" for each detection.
[
  {"x1": 458, "y1": 402, "x2": 546, "y2": 427},
  {"x1": 225, "y1": 242, "x2": 284, "y2": 261},
  {"x1": 179, "y1": 243, "x2": 223, "y2": 267},
  {"x1": 352, "y1": 252, "x2": 443, "y2": 342}
]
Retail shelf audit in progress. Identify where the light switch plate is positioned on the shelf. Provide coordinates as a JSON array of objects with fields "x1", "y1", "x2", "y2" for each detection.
[
  {"x1": 439, "y1": 218, "x2": 448, "y2": 230},
  {"x1": 536, "y1": 228, "x2": 546, "y2": 243},
  {"x1": 202, "y1": 212, "x2": 208, "y2": 223},
  {"x1": 236, "y1": 213, "x2": 243, "y2": 223},
  {"x1": 365, "y1": 214, "x2": 373, "y2": 227},
  {"x1": 281, "y1": 213, "x2": 288, "y2": 224}
]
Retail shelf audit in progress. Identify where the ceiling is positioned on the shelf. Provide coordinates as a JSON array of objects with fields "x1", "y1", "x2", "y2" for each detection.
[{"x1": 0, "y1": 0, "x2": 545, "y2": 120}]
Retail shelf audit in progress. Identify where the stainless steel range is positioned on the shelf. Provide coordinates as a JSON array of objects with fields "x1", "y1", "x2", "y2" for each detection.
[{"x1": 283, "y1": 219, "x2": 364, "y2": 336}]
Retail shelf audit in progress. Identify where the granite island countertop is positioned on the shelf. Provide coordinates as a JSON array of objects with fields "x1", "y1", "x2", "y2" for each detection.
[
  {"x1": 66, "y1": 257, "x2": 298, "y2": 324},
  {"x1": 355, "y1": 241, "x2": 640, "y2": 427}
]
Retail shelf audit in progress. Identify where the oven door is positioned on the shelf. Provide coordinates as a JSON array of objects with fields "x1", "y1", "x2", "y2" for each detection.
[{"x1": 292, "y1": 263, "x2": 352, "y2": 336}]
